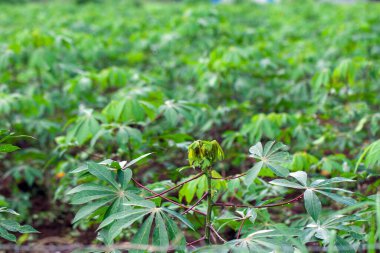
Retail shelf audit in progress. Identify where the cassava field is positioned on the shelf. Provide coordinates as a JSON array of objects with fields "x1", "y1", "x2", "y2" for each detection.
[{"x1": 0, "y1": 0, "x2": 380, "y2": 252}]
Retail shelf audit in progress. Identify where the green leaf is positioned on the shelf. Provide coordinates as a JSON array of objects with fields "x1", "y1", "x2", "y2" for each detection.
[
  {"x1": 355, "y1": 140, "x2": 380, "y2": 172},
  {"x1": 315, "y1": 190, "x2": 356, "y2": 206},
  {"x1": 123, "y1": 200, "x2": 156, "y2": 209},
  {"x1": 67, "y1": 113, "x2": 100, "y2": 145},
  {"x1": 0, "y1": 226, "x2": 16, "y2": 242},
  {"x1": 123, "y1": 153, "x2": 152, "y2": 169},
  {"x1": 87, "y1": 162, "x2": 119, "y2": 189},
  {"x1": 67, "y1": 183, "x2": 116, "y2": 195},
  {"x1": 70, "y1": 190, "x2": 115, "y2": 205},
  {"x1": 103, "y1": 98, "x2": 145, "y2": 123},
  {"x1": 249, "y1": 141, "x2": 290, "y2": 177},
  {"x1": 161, "y1": 213, "x2": 186, "y2": 250},
  {"x1": 18, "y1": 225, "x2": 39, "y2": 234},
  {"x1": 72, "y1": 198, "x2": 115, "y2": 224},
  {"x1": 304, "y1": 189, "x2": 321, "y2": 222},
  {"x1": 108, "y1": 213, "x2": 149, "y2": 241},
  {"x1": 289, "y1": 171, "x2": 308, "y2": 186},
  {"x1": 161, "y1": 207, "x2": 194, "y2": 230},
  {"x1": 311, "y1": 177, "x2": 355, "y2": 187},
  {"x1": 269, "y1": 179, "x2": 305, "y2": 189},
  {"x1": 0, "y1": 208, "x2": 19, "y2": 216},
  {"x1": 179, "y1": 177, "x2": 197, "y2": 203},
  {"x1": 153, "y1": 213, "x2": 169, "y2": 252},
  {"x1": 117, "y1": 169, "x2": 132, "y2": 190},
  {"x1": 130, "y1": 214, "x2": 155, "y2": 253},
  {"x1": 335, "y1": 236, "x2": 355, "y2": 253},
  {"x1": 98, "y1": 209, "x2": 149, "y2": 230},
  {"x1": 0, "y1": 220, "x2": 20, "y2": 232},
  {"x1": 0, "y1": 144, "x2": 20, "y2": 153},
  {"x1": 244, "y1": 162, "x2": 262, "y2": 186}
]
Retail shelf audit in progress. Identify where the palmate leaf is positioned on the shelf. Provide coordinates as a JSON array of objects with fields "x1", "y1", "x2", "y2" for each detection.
[
  {"x1": 246, "y1": 141, "x2": 290, "y2": 185},
  {"x1": 270, "y1": 174, "x2": 355, "y2": 222},
  {"x1": 102, "y1": 98, "x2": 146, "y2": 123},
  {"x1": 130, "y1": 212, "x2": 187, "y2": 253},
  {"x1": 98, "y1": 200, "x2": 194, "y2": 242},
  {"x1": 303, "y1": 214, "x2": 360, "y2": 248},
  {"x1": 67, "y1": 112, "x2": 100, "y2": 145},
  {"x1": 0, "y1": 220, "x2": 39, "y2": 242},
  {"x1": 224, "y1": 229, "x2": 293, "y2": 253},
  {"x1": 68, "y1": 161, "x2": 140, "y2": 225}
]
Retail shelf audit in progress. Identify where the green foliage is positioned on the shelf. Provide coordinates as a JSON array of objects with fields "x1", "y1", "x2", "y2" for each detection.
[
  {"x1": 188, "y1": 140, "x2": 224, "y2": 171},
  {"x1": 0, "y1": 208, "x2": 39, "y2": 242},
  {"x1": 246, "y1": 141, "x2": 290, "y2": 184},
  {"x1": 271, "y1": 172, "x2": 356, "y2": 221},
  {"x1": 0, "y1": 130, "x2": 38, "y2": 242},
  {"x1": 0, "y1": 0, "x2": 379, "y2": 251}
]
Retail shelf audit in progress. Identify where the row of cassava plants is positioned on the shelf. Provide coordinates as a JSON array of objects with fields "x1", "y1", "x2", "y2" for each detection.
[
  {"x1": 1, "y1": 1, "x2": 379, "y2": 228},
  {"x1": 0, "y1": 130, "x2": 38, "y2": 242},
  {"x1": 67, "y1": 140, "x2": 371, "y2": 252}
]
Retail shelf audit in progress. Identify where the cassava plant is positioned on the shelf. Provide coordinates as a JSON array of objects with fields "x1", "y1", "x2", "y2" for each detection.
[
  {"x1": 68, "y1": 140, "x2": 359, "y2": 252},
  {"x1": 0, "y1": 129, "x2": 39, "y2": 242}
]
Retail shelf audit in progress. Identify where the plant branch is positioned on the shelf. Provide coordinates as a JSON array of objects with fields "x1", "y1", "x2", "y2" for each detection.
[
  {"x1": 237, "y1": 218, "x2": 247, "y2": 239},
  {"x1": 213, "y1": 193, "x2": 304, "y2": 209},
  {"x1": 186, "y1": 236, "x2": 205, "y2": 247},
  {"x1": 210, "y1": 225, "x2": 227, "y2": 243},
  {"x1": 182, "y1": 192, "x2": 208, "y2": 215},
  {"x1": 132, "y1": 178, "x2": 206, "y2": 216},
  {"x1": 205, "y1": 170, "x2": 213, "y2": 244},
  {"x1": 145, "y1": 173, "x2": 204, "y2": 200},
  {"x1": 210, "y1": 173, "x2": 246, "y2": 180}
]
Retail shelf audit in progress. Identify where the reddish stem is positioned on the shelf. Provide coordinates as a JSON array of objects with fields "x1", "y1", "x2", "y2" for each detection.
[
  {"x1": 237, "y1": 218, "x2": 247, "y2": 239},
  {"x1": 146, "y1": 173, "x2": 204, "y2": 200},
  {"x1": 186, "y1": 236, "x2": 205, "y2": 247},
  {"x1": 210, "y1": 173, "x2": 246, "y2": 180},
  {"x1": 132, "y1": 178, "x2": 206, "y2": 216},
  {"x1": 213, "y1": 193, "x2": 304, "y2": 209},
  {"x1": 182, "y1": 192, "x2": 208, "y2": 215},
  {"x1": 210, "y1": 225, "x2": 227, "y2": 243}
]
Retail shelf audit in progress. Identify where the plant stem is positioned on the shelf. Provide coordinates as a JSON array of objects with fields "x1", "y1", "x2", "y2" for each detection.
[
  {"x1": 132, "y1": 177, "x2": 206, "y2": 216},
  {"x1": 210, "y1": 225, "x2": 227, "y2": 243},
  {"x1": 186, "y1": 236, "x2": 206, "y2": 247},
  {"x1": 237, "y1": 218, "x2": 247, "y2": 239},
  {"x1": 213, "y1": 193, "x2": 304, "y2": 209},
  {"x1": 182, "y1": 192, "x2": 208, "y2": 215},
  {"x1": 145, "y1": 172, "x2": 204, "y2": 199},
  {"x1": 205, "y1": 169, "x2": 213, "y2": 244},
  {"x1": 210, "y1": 173, "x2": 246, "y2": 180}
]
